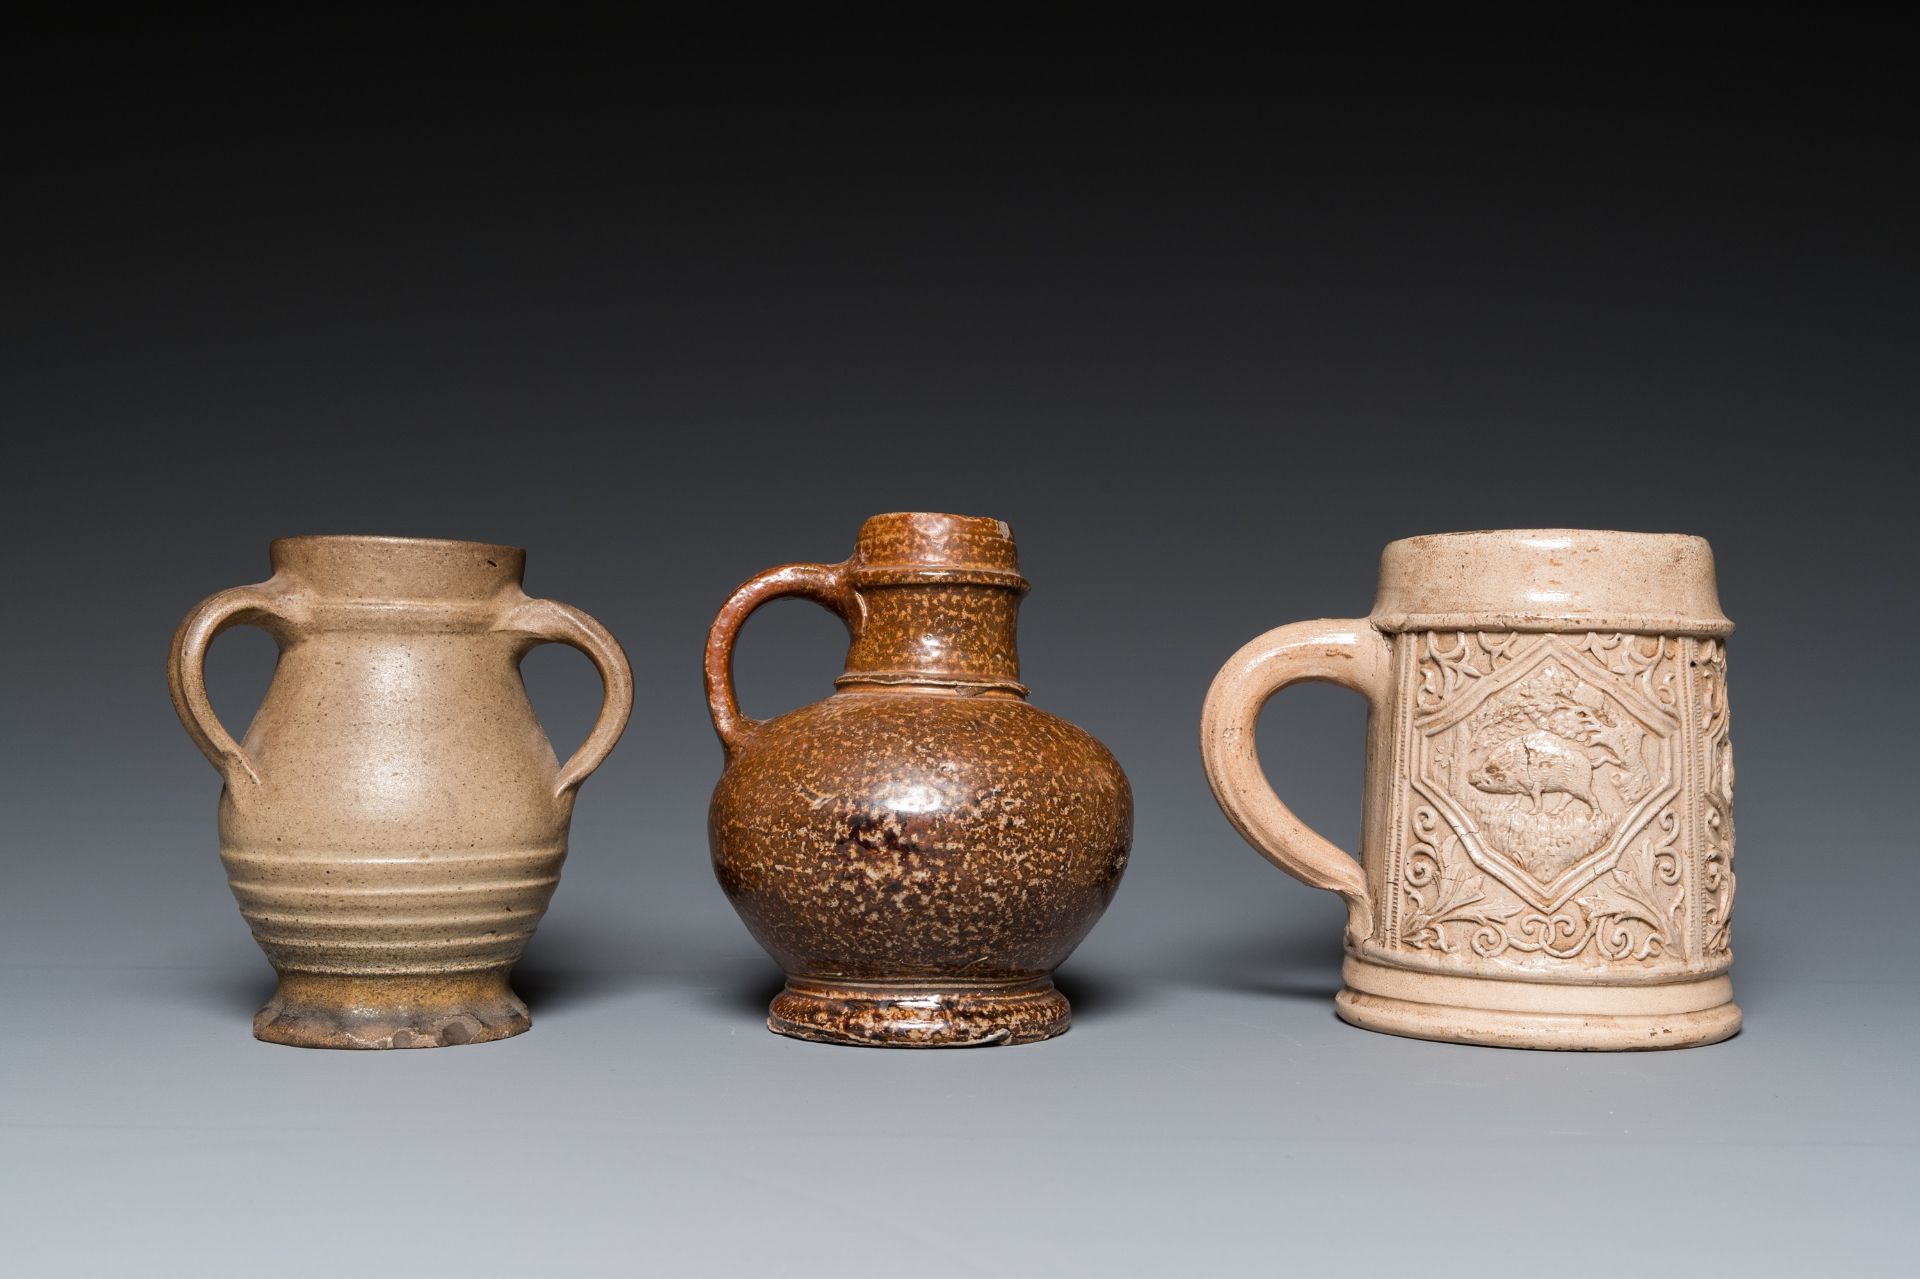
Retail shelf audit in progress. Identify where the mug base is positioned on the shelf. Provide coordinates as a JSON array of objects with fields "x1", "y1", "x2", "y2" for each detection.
[
  {"x1": 768, "y1": 976, "x2": 1069, "y2": 1048},
  {"x1": 253, "y1": 968, "x2": 531, "y2": 1049},
  {"x1": 1334, "y1": 957, "x2": 1740, "y2": 1051}
]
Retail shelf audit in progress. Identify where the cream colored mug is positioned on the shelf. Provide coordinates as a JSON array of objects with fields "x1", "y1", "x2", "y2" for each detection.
[{"x1": 1200, "y1": 530, "x2": 1738, "y2": 1049}]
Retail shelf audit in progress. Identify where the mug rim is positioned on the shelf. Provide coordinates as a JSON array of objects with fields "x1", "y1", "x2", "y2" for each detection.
[
  {"x1": 1383, "y1": 528, "x2": 1708, "y2": 551},
  {"x1": 1371, "y1": 528, "x2": 1731, "y2": 636}
]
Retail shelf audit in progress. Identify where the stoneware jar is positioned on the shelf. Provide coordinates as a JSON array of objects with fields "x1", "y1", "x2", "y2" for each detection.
[
  {"x1": 1200, "y1": 529, "x2": 1738, "y2": 1050},
  {"x1": 705, "y1": 512, "x2": 1132, "y2": 1047},
  {"x1": 167, "y1": 535, "x2": 633, "y2": 1048}
]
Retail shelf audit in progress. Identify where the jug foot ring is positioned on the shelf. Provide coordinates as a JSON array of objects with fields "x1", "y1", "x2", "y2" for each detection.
[
  {"x1": 252, "y1": 968, "x2": 532, "y2": 1049},
  {"x1": 768, "y1": 976, "x2": 1070, "y2": 1048}
]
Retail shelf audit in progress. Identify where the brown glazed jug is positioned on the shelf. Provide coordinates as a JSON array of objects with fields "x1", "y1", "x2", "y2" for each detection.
[
  {"x1": 168, "y1": 535, "x2": 633, "y2": 1048},
  {"x1": 705, "y1": 512, "x2": 1132, "y2": 1047}
]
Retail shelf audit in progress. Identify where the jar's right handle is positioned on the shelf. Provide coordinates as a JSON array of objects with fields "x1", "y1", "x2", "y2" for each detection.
[
  {"x1": 703, "y1": 561, "x2": 861, "y2": 759},
  {"x1": 1199, "y1": 619, "x2": 1394, "y2": 946},
  {"x1": 498, "y1": 596, "x2": 636, "y2": 798}
]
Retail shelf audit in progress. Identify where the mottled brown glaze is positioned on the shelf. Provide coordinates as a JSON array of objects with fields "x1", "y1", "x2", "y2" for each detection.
[
  {"x1": 706, "y1": 513, "x2": 1132, "y2": 1047},
  {"x1": 167, "y1": 535, "x2": 633, "y2": 1048}
]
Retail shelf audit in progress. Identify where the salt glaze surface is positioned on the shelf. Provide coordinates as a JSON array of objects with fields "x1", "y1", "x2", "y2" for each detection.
[
  {"x1": 1200, "y1": 530, "x2": 1738, "y2": 1050},
  {"x1": 167, "y1": 535, "x2": 632, "y2": 1048},
  {"x1": 705, "y1": 513, "x2": 1133, "y2": 1047}
]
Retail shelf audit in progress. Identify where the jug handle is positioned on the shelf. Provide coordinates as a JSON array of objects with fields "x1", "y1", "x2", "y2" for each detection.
[
  {"x1": 1199, "y1": 620, "x2": 1393, "y2": 947},
  {"x1": 502, "y1": 598, "x2": 636, "y2": 797},
  {"x1": 704, "y1": 561, "x2": 860, "y2": 759},
  {"x1": 167, "y1": 583, "x2": 295, "y2": 790}
]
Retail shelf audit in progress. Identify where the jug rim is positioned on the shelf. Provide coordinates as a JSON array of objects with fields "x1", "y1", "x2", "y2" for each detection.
[
  {"x1": 851, "y1": 512, "x2": 1025, "y2": 586},
  {"x1": 860, "y1": 510, "x2": 1011, "y2": 529}
]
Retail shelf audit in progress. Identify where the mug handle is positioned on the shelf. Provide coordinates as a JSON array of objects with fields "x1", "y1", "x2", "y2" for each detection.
[
  {"x1": 501, "y1": 597, "x2": 636, "y2": 797},
  {"x1": 167, "y1": 582, "x2": 298, "y2": 791},
  {"x1": 704, "y1": 561, "x2": 860, "y2": 758},
  {"x1": 1199, "y1": 619, "x2": 1394, "y2": 946}
]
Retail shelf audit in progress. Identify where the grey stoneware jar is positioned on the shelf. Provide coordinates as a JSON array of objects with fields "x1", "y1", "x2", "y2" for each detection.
[{"x1": 168, "y1": 534, "x2": 633, "y2": 1048}]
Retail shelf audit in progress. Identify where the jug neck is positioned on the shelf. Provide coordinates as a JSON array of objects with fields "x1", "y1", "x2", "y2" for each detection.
[{"x1": 834, "y1": 513, "x2": 1029, "y2": 697}]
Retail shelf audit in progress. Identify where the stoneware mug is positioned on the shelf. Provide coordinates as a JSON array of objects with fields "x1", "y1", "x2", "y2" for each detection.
[
  {"x1": 168, "y1": 535, "x2": 633, "y2": 1048},
  {"x1": 1200, "y1": 529, "x2": 1738, "y2": 1050}
]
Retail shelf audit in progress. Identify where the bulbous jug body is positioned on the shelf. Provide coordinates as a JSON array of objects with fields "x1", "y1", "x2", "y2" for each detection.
[{"x1": 706, "y1": 513, "x2": 1132, "y2": 1047}]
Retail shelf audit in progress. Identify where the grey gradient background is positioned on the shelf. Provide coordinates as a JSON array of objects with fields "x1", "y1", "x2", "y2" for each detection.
[{"x1": 4, "y1": 22, "x2": 1915, "y2": 1277}]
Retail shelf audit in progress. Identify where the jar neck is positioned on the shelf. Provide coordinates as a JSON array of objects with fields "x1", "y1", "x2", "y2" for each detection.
[
  {"x1": 269, "y1": 535, "x2": 525, "y2": 605},
  {"x1": 836, "y1": 578, "x2": 1027, "y2": 696}
]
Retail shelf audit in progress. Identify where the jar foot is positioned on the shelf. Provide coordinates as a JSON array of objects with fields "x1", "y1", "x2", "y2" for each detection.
[
  {"x1": 769, "y1": 976, "x2": 1069, "y2": 1048},
  {"x1": 252, "y1": 968, "x2": 530, "y2": 1049}
]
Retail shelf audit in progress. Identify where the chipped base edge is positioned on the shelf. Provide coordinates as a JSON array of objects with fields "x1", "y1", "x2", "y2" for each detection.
[
  {"x1": 768, "y1": 977, "x2": 1070, "y2": 1048},
  {"x1": 252, "y1": 968, "x2": 531, "y2": 1050},
  {"x1": 1333, "y1": 988, "x2": 1742, "y2": 1051}
]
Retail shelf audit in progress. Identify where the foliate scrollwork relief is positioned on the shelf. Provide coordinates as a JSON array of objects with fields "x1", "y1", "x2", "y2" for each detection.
[
  {"x1": 1415, "y1": 632, "x2": 1534, "y2": 713},
  {"x1": 1698, "y1": 639, "x2": 1735, "y2": 960},
  {"x1": 1401, "y1": 803, "x2": 1685, "y2": 962},
  {"x1": 1575, "y1": 633, "x2": 1681, "y2": 712},
  {"x1": 1417, "y1": 631, "x2": 1681, "y2": 717},
  {"x1": 1400, "y1": 805, "x2": 1516, "y2": 953},
  {"x1": 1580, "y1": 808, "x2": 1685, "y2": 961}
]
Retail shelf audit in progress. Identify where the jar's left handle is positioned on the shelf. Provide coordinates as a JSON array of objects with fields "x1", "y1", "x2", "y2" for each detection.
[{"x1": 167, "y1": 583, "x2": 292, "y2": 791}]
